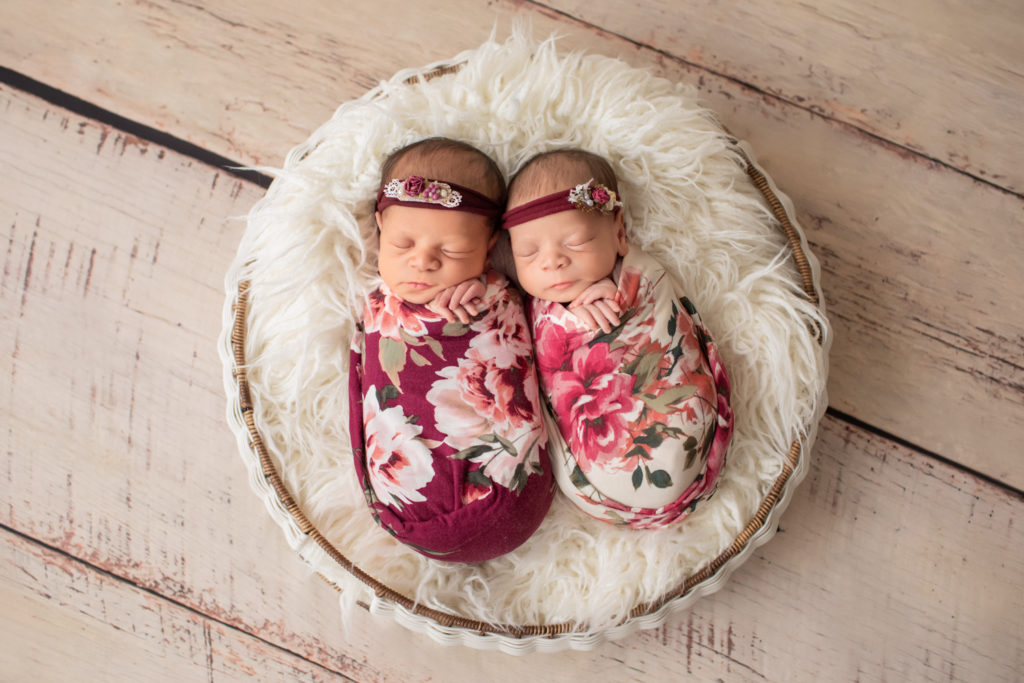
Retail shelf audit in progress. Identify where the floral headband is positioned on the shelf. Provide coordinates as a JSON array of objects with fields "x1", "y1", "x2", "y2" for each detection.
[
  {"x1": 501, "y1": 179, "x2": 622, "y2": 230},
  {"x1": 375, "y1": 175, "x2": 501, "y2": 218}
]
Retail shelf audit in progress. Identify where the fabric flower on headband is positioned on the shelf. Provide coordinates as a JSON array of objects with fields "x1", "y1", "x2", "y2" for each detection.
[
  {"x1": 501, "y1": 177, "x2": 624, "y2": 229},
  {"x1": 567, "y1": 179, "x2": 622, "y2": 214},
  {"x1": 377, "y1": 176, "x2": 502, "y2": 218},
  {"x1": 383, "y1": 176, "x2": 462, "y2": 208}
]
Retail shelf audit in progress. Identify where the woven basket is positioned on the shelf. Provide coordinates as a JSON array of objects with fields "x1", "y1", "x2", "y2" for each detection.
[{"x1": 218, "y1": 32, "x2": 830, "y2": 654}]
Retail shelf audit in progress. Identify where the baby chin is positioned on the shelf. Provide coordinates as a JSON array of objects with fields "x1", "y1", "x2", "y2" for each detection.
[
  {"x1": 539, "y1": 279, "x2": 588, "y2": 304},
  {"x1": 394, "y1": 281, "x2": 441, "y2": 304}
]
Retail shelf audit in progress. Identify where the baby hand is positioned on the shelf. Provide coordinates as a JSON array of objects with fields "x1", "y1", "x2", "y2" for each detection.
[
  {"x1": 568, "y1": 278, "x2": 621, "y2": 333},
  {"x1": 427, "y1": 277, "x2": 487, "y2": 324}
]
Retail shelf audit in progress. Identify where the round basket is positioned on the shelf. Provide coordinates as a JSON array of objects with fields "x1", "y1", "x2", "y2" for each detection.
[{"x1": 218, "y1": 30, "x2": 830, "y2": 654}]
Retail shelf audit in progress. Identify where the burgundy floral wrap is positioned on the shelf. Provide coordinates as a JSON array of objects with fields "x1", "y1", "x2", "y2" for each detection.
[
  {"x1": 531, "y1": 248, "x2": 733, "y2": 529},
  {"x1": 349, "y1": 270, "x2": 553, "y2": 562}
]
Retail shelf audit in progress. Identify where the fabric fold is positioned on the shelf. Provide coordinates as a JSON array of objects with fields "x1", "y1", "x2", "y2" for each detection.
[
  {"x1": 349, "y1": 270, "x2": 553, "y2": 562},
  {"x1": 531, "y1": 247, "x2": 733, "y2": 529}
]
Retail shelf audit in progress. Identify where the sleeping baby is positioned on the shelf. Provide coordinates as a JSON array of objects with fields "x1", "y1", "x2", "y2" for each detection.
[
  {"x1": 348, "y1": 137, "x2": 552, "y2": 562},
  {"x1": 502, "y1": 148, "x2": 733, "y2": 529}
]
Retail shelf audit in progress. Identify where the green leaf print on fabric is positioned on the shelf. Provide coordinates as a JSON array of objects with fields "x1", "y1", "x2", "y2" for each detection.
[{"x1": 378, "y1": 336, "x2": 406, "y2": 389}]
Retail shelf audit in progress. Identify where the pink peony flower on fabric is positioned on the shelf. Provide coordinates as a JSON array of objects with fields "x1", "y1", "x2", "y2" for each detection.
[
  {"x1": 550, "y1": 342, "x2": 640, "y2": 472},
  {"x1": 533, "y1": 313, "x2": 589, "y2": 376},
  {"x1": 428, "y1": 356, "x2": 544, "y2": 488},
  {"x1": 705, "y1": 392, "x2": 733, "y2": 481},
  {"x1": 611, "y1": 266, "x2": 662, "y2": 349},
  {"x1": 675, "y1": 319, "x2": 707, "y2": 376},
  {"x1": 363, "y1": 286, "x2": 439, "y2": 339},
  {"x1": 427, "y1": 294, "x2": 546, "y2": 488},
  {"x1": 427, "y1": 367, "x2": 491, "y2": 448},
  {"x1": 700, "y1": 332, "x2": 733, "y2": 489},
  {"x1": 614, "y1": 265, "x2": 643, "y2": 310},
  {"x1": 363, "y1": 388, "x2": 434, "y2": 508},
  {"x1": 470, "y1": 307, "x2": 532, "y2": 370},
  {"x1": 463, "y1": 345, "x2": 539, "y2": 429},
  {"x1": 472, "y1": 279, "x2": 529, "y2": 337},
  {"x1": 704, "y1": 337, "x2": 732, "y2": 399},
  {"x1": 461, "y1": 295, "x2": 540, "y2": 431},
  {"x1": 461, "y1": 478, "x2": 493, "y2": 505},
  {"x1": 591, "y1": 186, "x2": 611, "y2": 205}
]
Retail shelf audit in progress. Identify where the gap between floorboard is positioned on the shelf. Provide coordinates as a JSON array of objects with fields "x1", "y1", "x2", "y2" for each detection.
[
  {"x1": 0, "y1": 522, "x2": 351, "y2": 680},
  {"x1": 523, "y1": 0, "x2": 1022, "y2": 199},
  {"x1": 4, "y1": 68, "x2": 1015, "y2": 498},
  {"x1": 826, "y1": 406, "x2": 1023, "y2": 499},
  {"x1": 0, "y1": 67, "x2": 271, "y2": 190}
]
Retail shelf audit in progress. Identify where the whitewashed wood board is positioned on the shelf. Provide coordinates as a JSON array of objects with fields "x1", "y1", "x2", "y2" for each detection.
[
  {"x1": 0, "y1": 529, "x2": 350, "y2": 682},
  {"x1": 2, "y1": 83, "x2": 1022, "y2": 681},
  {"x1": 543, "y1": 0, "x2": 1024, "y2": 193},
  {"x1": 1, "y1": 0, "x2": 1020, "y2": 488}
]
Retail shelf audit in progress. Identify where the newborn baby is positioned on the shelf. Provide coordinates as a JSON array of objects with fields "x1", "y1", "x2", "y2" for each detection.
[
  {"x1": 348, "y1": 137, "x2": 552, "y2": 562},
  {"x1": 502, "y1": 148, "x2": 733, "y2": 529}
]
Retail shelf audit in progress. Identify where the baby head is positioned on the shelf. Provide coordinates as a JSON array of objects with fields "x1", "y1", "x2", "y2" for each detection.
[
  {"x1": 503, "y1": 149, "x2": 628, "y2": 303},
  {"x1": 375, "y1": 137, "x2": 505, "y2": 304}
]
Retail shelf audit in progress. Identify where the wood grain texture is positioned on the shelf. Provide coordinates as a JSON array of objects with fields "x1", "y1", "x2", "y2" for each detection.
[
  {"x1": 541, "y1": 0, "x2": 1024, "y2": 193},
  {"x1": 0, "y1": 529, "x2": 350, "y2": 682},
  {"x1": 2, "y1": 0, "x2": 1020, "y2": 488},
  {"x1": 2, "y1": 84, "x2": 1022, "y2": 680}
]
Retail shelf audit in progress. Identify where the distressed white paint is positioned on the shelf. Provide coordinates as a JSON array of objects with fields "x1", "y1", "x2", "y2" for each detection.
[
  {"x1": 1, "y1": 83, "x2": 1022, "y2": 680},
  {"x1": 0, "y1": 0, "x2": 1020, "y2": 487}
]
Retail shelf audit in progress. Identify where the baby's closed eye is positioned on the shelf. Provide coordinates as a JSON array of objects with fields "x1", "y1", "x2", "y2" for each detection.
[
  {"x1": 512, "y1": 247, "x2": 538, "y2": 259},
  {"x1": 566, "y1": 237, "x2": 594, "y2": 249}
]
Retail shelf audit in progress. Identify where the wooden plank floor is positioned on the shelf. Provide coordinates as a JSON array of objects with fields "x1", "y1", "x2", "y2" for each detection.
[{"x1": 2, "y1": 1, "x2": 1022, "y2": 680}]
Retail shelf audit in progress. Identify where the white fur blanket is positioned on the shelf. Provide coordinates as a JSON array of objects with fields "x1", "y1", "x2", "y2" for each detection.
[{"x1": 220, "y1": 28, "x2": 831, "y2": 651}]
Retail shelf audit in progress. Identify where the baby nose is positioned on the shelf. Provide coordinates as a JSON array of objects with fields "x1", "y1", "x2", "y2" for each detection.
[
  {"x1": 410, "y1": 249, "x2": 440, "y2": 271},
  {"x1": 540, "y1": 248, "x2": 569, "y2": 270}
]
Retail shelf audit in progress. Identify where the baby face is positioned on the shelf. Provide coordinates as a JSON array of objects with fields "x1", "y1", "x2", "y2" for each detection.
[
  {"x1": 376, "y1": 205, "x2": 495, "y2": 304},
  {"x1": 509, "y1": 210, "x2": 627, "y2": 303}
]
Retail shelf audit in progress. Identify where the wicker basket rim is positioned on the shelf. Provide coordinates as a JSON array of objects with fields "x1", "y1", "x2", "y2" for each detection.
[{"x1": 227, "y1": 146, "x2": 822, "y2": 639}]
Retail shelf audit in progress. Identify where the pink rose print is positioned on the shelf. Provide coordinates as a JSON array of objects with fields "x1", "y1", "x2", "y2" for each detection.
[
  {"x1": 403, "y1": 175, "x2": 425, "y2": 197},
  {"x1": 461, "y1": 478, "x2": 493, "y2": 505},
  {"x1": 426, "y1": 369, "x2": 489, "y2": 449},
  {"x1": 550, "y1": 343, "x2": 641, "y2": 472},
  {"x1": 440, "y1": 345, "x2": 539, "y2": 434},
  {"x1": 429, "y1": 344, "x2": 545, "y2": 486},
  {"x1": 701, "y1": 332, "x2": 733, "y2": 488},
  {"x1": 363, "y1": 388, "x2": 435, "y2": 508},
  {"x1": 364, "y1": 287, "x2": 440, "y2": 339},
  {"x1": 427, "y1": 295, "x2": 546, "y2": 489},
  {"x1": 672, "y1": 314, "x2": 707, "y2": 376},
  {"x1": 705, "y1": 336, "x2": 732, "y2": 398},
  {"x1": 614, "y1": 265, "x2": 643, "y2": 310},
  {"x1": 533, "y1": 314, "x2": 589, "y2": 376},
  {"x1": 470, "y1": 304, "x2": 531, "y2": 363}
]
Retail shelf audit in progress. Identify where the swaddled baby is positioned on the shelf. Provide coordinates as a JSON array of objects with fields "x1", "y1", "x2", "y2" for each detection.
[
  {"x1": 502, "y1": 149, "x2": 733, "y2": 529},
  {"x1": 348, "y1": 138, "x2": 552, "y2": 562}
]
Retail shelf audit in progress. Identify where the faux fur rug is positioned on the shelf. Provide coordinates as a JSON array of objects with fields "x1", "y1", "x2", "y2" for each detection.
[{"x1": 222, "y1": 29, "x2": 830, "y2": 641}]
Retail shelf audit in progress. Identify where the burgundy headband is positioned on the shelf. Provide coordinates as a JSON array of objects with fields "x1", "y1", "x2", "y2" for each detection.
[
  {"x1": 501, "y1": 179, "x2": 622, "y2": 230},
  {"x1": 375, "y1": 176, "x2": 501, "y2": 219}
]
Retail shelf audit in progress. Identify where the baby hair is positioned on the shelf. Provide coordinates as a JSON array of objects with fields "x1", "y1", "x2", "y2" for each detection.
[
  {"x1": 507, "y1": 149, "x2": 619, "y2": 207},
  {"x1": 380, "y1": 137, "x2": 507, "y2": 207}
]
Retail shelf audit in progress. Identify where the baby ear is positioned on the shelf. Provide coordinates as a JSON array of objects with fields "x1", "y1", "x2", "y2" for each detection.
[
  {"x1": 374, "y1": 210, "x2": 383, "y2": 230},
  {"x1": 614, "y1": 213, "x2": 629, "y2": 256}
]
